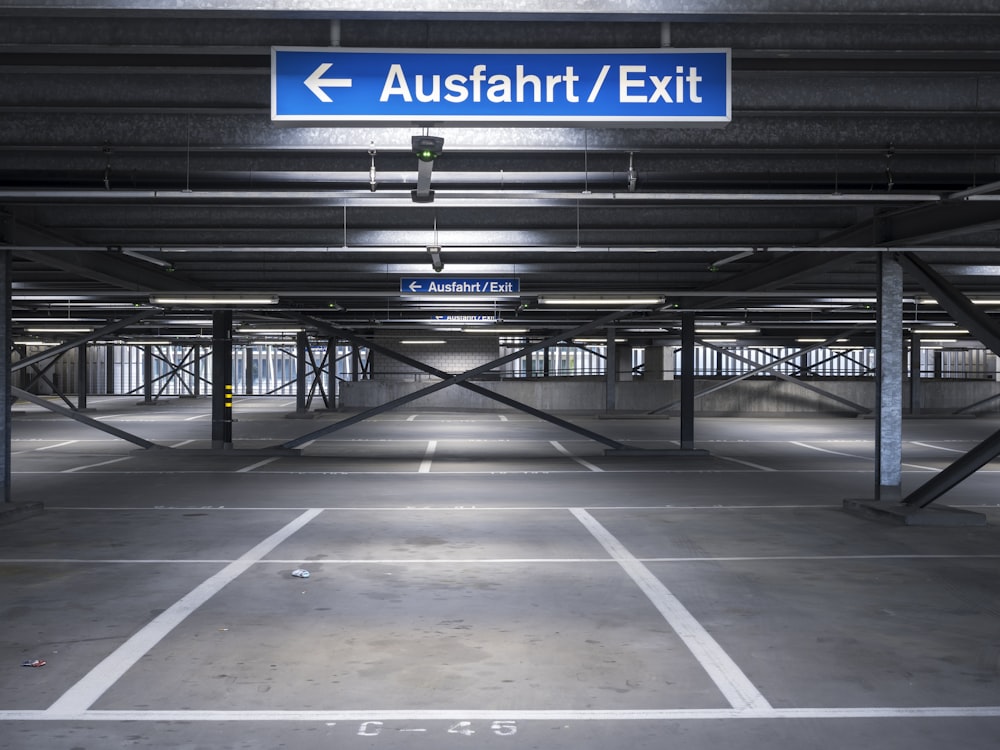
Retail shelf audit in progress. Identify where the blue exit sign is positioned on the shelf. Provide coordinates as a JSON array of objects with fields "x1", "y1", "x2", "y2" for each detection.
[
  {"x1": 272, "y1": 48, "x2": 730, "y2": 126},
  {"x1": 401, "y1": 278, "x2": 520, "y2": 294}
]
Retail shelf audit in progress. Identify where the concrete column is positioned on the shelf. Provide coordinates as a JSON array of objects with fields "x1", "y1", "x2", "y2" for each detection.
[
  {"x1": 680, "y1": 311, "x2": 695, "y2": 450},
  {"x1": 211, "y1": 310, "x2": 233, "y2": 448},
  {"x1": 875, "y1": 254, "x2": 903, "y2": 502},
  {"x1": 0, "y1": 252, "x2": 10, "y2": 503}
]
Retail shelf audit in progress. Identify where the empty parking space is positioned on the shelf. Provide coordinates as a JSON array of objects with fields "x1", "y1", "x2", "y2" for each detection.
[{"x1": 3, "y1": 402, "x2": 1000, "y2": 748}]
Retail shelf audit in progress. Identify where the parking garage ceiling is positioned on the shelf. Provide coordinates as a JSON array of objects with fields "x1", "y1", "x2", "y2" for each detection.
[{"x1": 2, "y1": 1, "x2": 1000, "y2": 346}]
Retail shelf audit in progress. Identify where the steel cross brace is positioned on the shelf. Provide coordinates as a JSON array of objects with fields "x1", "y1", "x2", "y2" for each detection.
[
  {"x1": 274, "y1": 309, "x2": 645, "y2": 451},
  {"x1": 897, "y1": 252, "x2": 1000, "y2": 508},
  {"x1": 649, "y1": 328, "x2": 867, "y2": 414},
  {"x1": 12, "y1": 386, "x2": 159, "y2": 450}
]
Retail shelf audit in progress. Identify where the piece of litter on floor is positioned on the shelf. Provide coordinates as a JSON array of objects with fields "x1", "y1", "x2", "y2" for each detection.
[
  {"x1": 291, "y1": 568, "x2": 310, "y2": 578},
  {"x1": 22, "y1": 659, "x2": 46, "y2": 668}
]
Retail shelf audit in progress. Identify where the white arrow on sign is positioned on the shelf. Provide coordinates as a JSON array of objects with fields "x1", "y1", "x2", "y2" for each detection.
[
  {"x1": 408, "y1": 281, "x2": 421, "y2": 292},
  {"x1": 304, "y1": 63, "x2": 353, "y2": 103}
]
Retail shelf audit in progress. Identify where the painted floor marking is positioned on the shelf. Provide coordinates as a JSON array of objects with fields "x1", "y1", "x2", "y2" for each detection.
[
  {"x1": 45, "y1": 508, "x2": 323, "y2": 715},
  {"x1": 183, "y1": 413, "x2": 210, "y2": 421},
  {"x1": 569, "y1": 508, "x2": 772, "y2": 712},
  {"x1": 6, "y1": 553, "x2": 1000, "y2": 566},
  {"x1": 236, "y1": 457, "x2": 280, "y2": 473},
  {"x1": 713, "y1": 454, "x2": 776, "y2": 472},
  {"x1": 911, "y1": 441, "x2": 966, "y2": 454},
  {"x1": 171, "y1": 439, "x2": 197, "y2": 448},
  {"x1": 790, "y1": 440, "x2": 867, "y2": 459},
  {"x1": 5, "y1": 706, "x2": 1000, "y2": 722},
  {"x1": 498, "y1": 414, "x2": 508, "y2": 421},
  {"x1": 419, "y1": 440, "x2": 437, "y2": 473},
  {"x1": 790, "y1": 440, "x2": 936, "y2": 471},
  {"x1": 550, "y1": 441, "x2": 604, "y2": 472},
  {"x1": 407, "y1": 414, "x2": 419, "y2": 421},
  {"x1": 35, "y1": 440, "x2": 78, "y2": 451},
  {"x1": 61, "y1": 456, "x2": 134, "y2": 474}
]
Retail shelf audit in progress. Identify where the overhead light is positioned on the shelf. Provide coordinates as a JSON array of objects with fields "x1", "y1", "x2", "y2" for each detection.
[
  {"x1": 25, "y1": 326, "x2": 93, "y2": 333},
  {"x1": 574, "y1": 338, "x2": 626, "y2": 343},
  {"x1": 538, "y1": 295, "x2": 665, "y2": 305},
  {"x1": 919, "y1": 298, "x2": 1000, "y2": 306},
  {"x1": 695, "y1": 327, "x2": 759, "y2": 334},
  {"x1": 236, "y1": 327, "x2": 303, "y2": 334},
  {"x1": 400, "y1": 339, "x2": 446, "y2": 345},
  {"x1": 796, "y1": 338, "x2": 828, "y2": 343},
  {"x1": 13, "y1": 340, "x2": 55, "y2": 346},
  {"x1": 462, "y1": 327, "x2": 528, "y2": 334},
  {"x1": 912, "y1": 328, "x2": 968, "y2": 334},
  {"x1": 703, "y1": 338, "x2": 737, "y2": 343},
  {"x1": 150, "y1": 294, "x2": 278, "y2": 305}
]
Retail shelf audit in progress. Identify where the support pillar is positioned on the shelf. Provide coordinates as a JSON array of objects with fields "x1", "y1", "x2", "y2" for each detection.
[
  {"x1": 105, "y1": 343, "x2": 114, "y2": 395},
  {"x1": 211, "y1": 310, "x2": 233, "y2": 448},
  {"x1": 605, "y1": 327, "x2": 616, "y2": 412},
  {"x1": 0, "y1": 253, "x2": 10, "y2": 503},
  {"x1": 909, "y1": 332, "x2": 922, "y2": 416},
  {"x1": 76, "y1": 342, "x2": 88, "y2": 410},
  {"x1": 141, "y1": 344, "x2": 153, "y2": 405},
  {"x1": 286, "y1": 330, "x2": 314, "y2": 419},
  {"x1": 192, "y1": 344, "x2": 201, "y2": 397},
  {"x1": 875, "y1": 254, "x2": 904, "y2": 502},
  {"x1": 680, "y1": 311, "x2": 695, "y2": 450}
]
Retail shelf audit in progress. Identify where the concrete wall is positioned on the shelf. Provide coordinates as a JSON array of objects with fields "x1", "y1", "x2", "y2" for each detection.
[{"x1": 340, "y1": 377, "x2": 1000, "y2": 415}]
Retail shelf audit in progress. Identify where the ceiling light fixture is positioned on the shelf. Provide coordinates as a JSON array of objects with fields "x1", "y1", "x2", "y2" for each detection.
[
  {"x1": 150, "y1": 294, "x2": 278, "y2": 306},
  {"x1": 538, "y1": 295, "x2": 665, "y2": 306}
]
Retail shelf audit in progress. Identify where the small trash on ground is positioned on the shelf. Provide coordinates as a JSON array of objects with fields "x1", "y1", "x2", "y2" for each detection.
[
  {"x1": 291, "y1": 568, "x2": 310, "y2": 578},
  {"x1": 22, "y1": 659, "x2": 46, "y2": 668}
]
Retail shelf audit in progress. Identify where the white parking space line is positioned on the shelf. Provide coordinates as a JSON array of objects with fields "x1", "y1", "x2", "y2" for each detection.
[
  {"x1": 498, "y1": 414, "x2": 508, "y2": 421},
  {"x1": 791, "y1": 440, "x2": 937, "y2": 472},
  {"x1": 570, "y1": 508, "x2": 772, "y2": 712},
  {"x1": 550, "y1": 441, "x2": 604, "y2": 472},
  {"x1": 911, "y1": 441, "x2": 966, "y2": 454},
  {"x1": 171, "y1": 439, "x2": 197, "y2": 448},
  {"x1": 183, "y1": 413, "x2": 210, "y2": 421},
  {"x1": 36, "y1": 440, "x2": 78, "y2": 451},
  {"x1": 713, "y1": 455, "x2": 776, "y2": 472},
  {"x1": 790, "y1": 440, "x2": 867, "y2": 459},
  {"x1": 236, "y1": 457, "x2": 280, "y2": 473},
  {"x1": 8, "y1": 705, "x2": 1000, "y2": 722},
  {"x1": 419, "y1": 440, "x2": 437, "y2": 473},
  {"x1": 61, "y1": 456, "x2": 134, "y2": 474},
  {"x1": 406, "y1": 414, "x2": 418, "y2": 421},
  {"x1": 46, "y1": 508, "x2": 324, "y2": 715}
]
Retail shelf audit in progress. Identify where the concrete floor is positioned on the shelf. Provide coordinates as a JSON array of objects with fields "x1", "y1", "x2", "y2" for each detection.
[{"x1": 2, "y1": 395, "x2": 1000, "y2": 749}]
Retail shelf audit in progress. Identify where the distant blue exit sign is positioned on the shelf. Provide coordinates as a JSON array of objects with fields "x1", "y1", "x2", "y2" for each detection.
[
  {"x1": 272, "y1": 48, "x2": 730, "y2": 126},
  {"x1": 401, "y1": 278, "x2": 520, "y2": 294}
]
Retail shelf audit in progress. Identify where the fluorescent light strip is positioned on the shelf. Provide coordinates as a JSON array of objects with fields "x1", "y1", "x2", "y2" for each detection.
[
  {"x1": 150, "y1": 295, "x2": 278, "y2": 305},
  {"x1": 539, "y1": 296, "x2": 664, "y2": 305}
]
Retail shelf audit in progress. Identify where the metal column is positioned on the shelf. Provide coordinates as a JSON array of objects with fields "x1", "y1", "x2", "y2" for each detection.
[
  {"x1": 76, "y1": 342, "x2": 88, "y2": 410},
  {"x1": 295, "y1": 330, "x2": 308, "y2": 414},
  {"x1": 211, "y1": 310, "x2": 233, "y2": 448},
  {"x1": 875, "y1": 253, "x2": 904, "y2": 502},
  {"x1": 0, "y1": 252, "x2": 10, "y2": 503},
  {"x1": 142, "y1": 344, "x2": 153, "y2": 405},
  {"x1": 605, "y1": 326, "x2": 616, "y2": 412},
  {"x1": 909, "y1": 332, "x2": 922, "y2": 416},
  {"x1": 680, "y1": 311, "x2": 695, "y2": 450}
]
